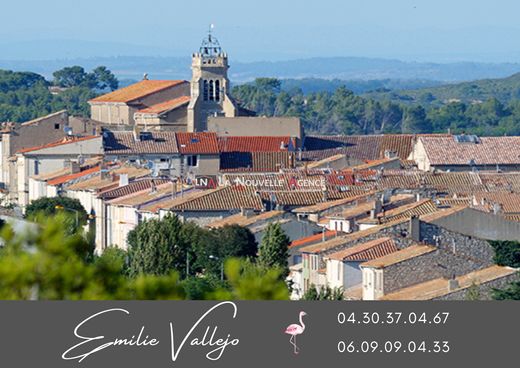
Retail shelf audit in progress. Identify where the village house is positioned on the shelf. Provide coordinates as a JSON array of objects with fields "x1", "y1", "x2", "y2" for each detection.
[
  {"x1": 1, "y1": 110, "x2": 71, "y2": 196},
  {"x1": 105, "y1": 181, "x2": 188, "y2": 250},
  {"x1": 15, "y1": 135, "x2": 103, "y2": 207},
  {"x1": 411, "y1": 135, "x2": 520, "y2": 172},
  {"x1": 103, "y1": 130, "x2": 220, "y2": 179},
  {"x1": 325, "y1": 237, "x2": 399, "y2": 292},
  {"x1": 89, "y1": 80, "x2": 190, "y2": 127},
  {"x1": 380, "y1": 265, "x2": 519, "y2": 301}
]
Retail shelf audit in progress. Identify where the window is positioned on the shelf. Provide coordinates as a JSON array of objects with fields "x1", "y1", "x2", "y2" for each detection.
[
  {"x1": 215, "y1": 80, "x2": 220, "y2": 101},
  {"x1": 34, "y1": 160, "x2": 39, "y2": 175},
  {"x1": 209, "y1": 80, "x2": 214, "y2": 101},
  {"x1": 203, "y1": 80, "x2": 209, "y2": 101},
  {"x1": 187, "y1": 155, "x2": 198, "y2": 167},
  {"x1": 337, "y1": 262, "x2": 341, "y2": 281},
  {"x1": 54, "y1": 123, "x2": 60, "y2": 130}
]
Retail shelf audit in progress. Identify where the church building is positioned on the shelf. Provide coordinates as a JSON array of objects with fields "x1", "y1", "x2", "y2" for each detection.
[{"x1": 88, "y1": 30, "x2": 241, "y2": 132}]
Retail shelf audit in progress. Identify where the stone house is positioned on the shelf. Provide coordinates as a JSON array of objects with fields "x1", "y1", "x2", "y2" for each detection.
[
  {"x1": 411, "y1": 135, "x2": 520, "y2": 172},
  {"x1": 15, "y1": 136, "x2": 103, "y2": 207},
  {"x1": 0, "y1": 110, "x2": 71, "y2": 196},
  {"x1": 325, "y1": 237, "x2": 398, "y2": 291},
  {"x1": 89, "y1": 80, "x2": 190, "y2": 127},
  {"x1": 380, "y1": 265, "x2": 519, "y2": 301}
]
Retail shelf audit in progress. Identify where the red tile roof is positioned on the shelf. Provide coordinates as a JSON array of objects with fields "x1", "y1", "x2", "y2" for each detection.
[
  {"x1": 167, "y1": 185, "x2": 264, "y2": 211},
  {"x1": 98, "y1": 179, "x2": 170, "y2": 200},
  {"x1": 361, "y1": 244, "x2": 436, "y2": 268},
  {"x1": 176, "y1": 132, "x2": 219, "y2": 154},
  {"x1": 103, "y1": 131, "x2": 178, "y2": 154},
  {"x1": 89, "y1": 80, "x2": 187, "y2": 103},
  {"x1": 47, "y1": 166, "x2": 101, "y2": 186},
  {"x1": 290, "y1": 231, "x2": 338, "y2": 248},
  {"x1": 327, "y1": 237, "x2": 398, "y2": 261},
  {"x1": 218, "y1": 136, "x2": 293, "y2": 152},
  {"x1": 420, "y1": 136, "x2": 520, "y2": 166},
  {"x1": 136, "y1": 96, "x2": 190, "y2": 115},
  {"x1": 17, "y1": 135, "x2": 100, "y2": 154}
]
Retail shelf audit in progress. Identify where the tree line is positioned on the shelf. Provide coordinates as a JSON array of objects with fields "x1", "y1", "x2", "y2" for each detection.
[
  {"x1": 0, "y1": 66, "x2": 117, "y2": 123},
  {"x1": 231, "y1": 78, "x2": 520, "y2": 136}
]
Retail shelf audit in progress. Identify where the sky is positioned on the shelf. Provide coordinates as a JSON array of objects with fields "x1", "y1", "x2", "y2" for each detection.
[{"x1": 1, "y1": 0, "x2": 520, "y2": 62}]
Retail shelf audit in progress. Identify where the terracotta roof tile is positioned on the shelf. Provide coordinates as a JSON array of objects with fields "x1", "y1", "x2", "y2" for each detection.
[
  {"x1": 207, "y1": 210, "x2": 285, "y2": 228},
  {"x1": 420, "y1": 136, "x2": 520, "y2": 166},
  {"x1": 361, "y1": 244, "x2": 436, "y2": 268},
  {"x1": 66, "y1": 165, "x2": 151, "y2": 192},
  {"x1": 167, "y1": 185, "x2": 264, "y2": 211},
  {"x1": 47, "y1": 166, "x2": 101, "y2": 186},
  {"x1": 17, "y1": 135, "x2": 100, "y2": 154},
  {"x1": 290, "y1": 231, "x2": 338, "y2": 248},
  {"x1": 98, "y1": 179, "x2": 170, "y2": 200},
  {"x1": 326, "y1": 237, "x2": 398, "y2": 261},
  {"x1": 472, "y1": 192, "x2": 520, "y2": 214},
  {"x1": 176, "y1": 132, "x2": 219, "y2": 154},
  {"x1": 218, "y1": 136, "x2": 293, "y2": 152},
  {"x1": 89, "y1": 80, "x2": 187, "y2": 103},
  {"x1": 136, "y1": 96, "x2": 190, "y2": 115},
  {"x1": 103, "y1": 131, "x2": 178, "y2": 154}
]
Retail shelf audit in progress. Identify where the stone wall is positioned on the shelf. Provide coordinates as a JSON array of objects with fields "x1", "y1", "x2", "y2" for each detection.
[
  {"x1": 382, "y1": 248, "x2": 486, "y2": 295},
  {"x1": 420, "y1": 221, "x2": 495, "y2": 266}
]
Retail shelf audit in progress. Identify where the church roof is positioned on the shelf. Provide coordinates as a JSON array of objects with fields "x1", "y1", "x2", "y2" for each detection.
[
  {"x1": 136, "y1": 96, "x2": 191, "y2": 115},
  {"x1": 89, "y1": 80, "x2": 187, "y2": 104}
]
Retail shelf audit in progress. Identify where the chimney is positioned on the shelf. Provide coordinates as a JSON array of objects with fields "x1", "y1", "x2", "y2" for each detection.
[
  {"x1": 240, "y1": 208, "x2": 254, "y2": 219},
  {"x1": 492, "y1": 202, "x2": 502, "y2": 215},
  {"x1": 384, "y1": 150, "x2": 397, "y2": 159},
  {"x1": 69, "y1": 161, "x2": 80, "y2": 174},
  {"x1": 448, "y1": 278, "x2": 459, "y2": 292},
  {"x1": 133, "y1": 125, "x2": 141, "y2": 141},
  {"x1": 100, "y1": 169, "x2": 110, "y2": 180},
  {"x1": 374, "y1": 199, "x2": 383, "y2": 215},
  {"x1": 322, "y1": 189, "x2": 328, "y2": 202},
  {"x1": 119, "y1": 173, "x2": 129, "y2": 187},
  {"x1": 409, "y1": 215, "x2": 421, "y2": 242},
  {"x1": 150, "y1": 180, "x2": 157, "y2": 193}
]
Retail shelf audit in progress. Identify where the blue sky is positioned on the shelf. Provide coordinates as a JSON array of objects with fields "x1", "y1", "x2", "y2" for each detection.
[{"x1": 1, "y1": 0, "x2": 520, "y2": 62}]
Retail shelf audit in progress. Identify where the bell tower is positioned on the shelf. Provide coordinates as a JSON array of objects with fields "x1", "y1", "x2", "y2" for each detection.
[{"x1": 187, "y1": 26, "x2": 237, "y2": 132}]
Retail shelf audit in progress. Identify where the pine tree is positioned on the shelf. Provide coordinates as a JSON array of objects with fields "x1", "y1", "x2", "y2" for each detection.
[{"x1": 258, "y1": 223, "x2": 290, "y2": 277}]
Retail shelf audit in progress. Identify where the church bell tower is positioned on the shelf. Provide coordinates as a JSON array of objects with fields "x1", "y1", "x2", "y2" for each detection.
[{"x1": 187, "y1": 26, "x2": 237, "y2": 132}]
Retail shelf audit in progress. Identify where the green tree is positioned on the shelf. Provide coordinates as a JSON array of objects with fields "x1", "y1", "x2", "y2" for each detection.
[
  {"x1": 258, "y1": 223, "x2": 290, "y2": 277},
  {"x1": 401, "y1": 105, "x2": 431, "y2": 133},
  {"x1": 489, "y1": 240, "x2": 520, "y2": 268},
  {"x1": 53, "y1": 66, "x2": 89, "y2": 88},
  {"x1": 25, "y1": 196, "x2": 88, "y2": 236},
  {"x1": 91, "y1": 66, "x2": 119, "y2": 91},
  {"x1": 0, "y1": 216, "x2": 185, "y2": 300},
  {"x1": 127, "y1": 214, "x2": 189, "y2": 277},
  {"x1": 493, "y1": 277, "x2": 520, "y2": 300},
  {"x1": 302, "y1": 285, "x2": 344, "y2": 300},
  {"x1": 211, "y1": 259, "x2": 289, "y2": 300}
]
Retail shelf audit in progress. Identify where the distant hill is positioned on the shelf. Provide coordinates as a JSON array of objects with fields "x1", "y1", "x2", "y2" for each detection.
[
  {"x1": 1, "y1": 56, "x2": 520, "y2": 84},
  {"x1": 279, "y1": 78, "x2": 443, "y2": 94},
  {"x1": 363, "y1": 72, "x2": 520, "y2": 105}
]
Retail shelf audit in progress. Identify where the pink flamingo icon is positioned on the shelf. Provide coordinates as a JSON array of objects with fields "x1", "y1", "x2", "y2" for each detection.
[{"x1": 285, "y1": 311, "x2": 307, "y2": 354}]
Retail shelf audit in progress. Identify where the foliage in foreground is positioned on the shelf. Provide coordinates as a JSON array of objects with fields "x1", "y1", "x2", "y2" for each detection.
[
  {"x1": 302, "y1": 285, "x2": 344, "y2": 300},
  {"x1": 0, "y1": 216, "x2": 289, "y2": 300}
]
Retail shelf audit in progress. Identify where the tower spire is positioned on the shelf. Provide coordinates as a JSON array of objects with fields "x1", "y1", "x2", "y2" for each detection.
[{"x1": 200, "y1": 24, "x2": 221, "y2": 57}]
